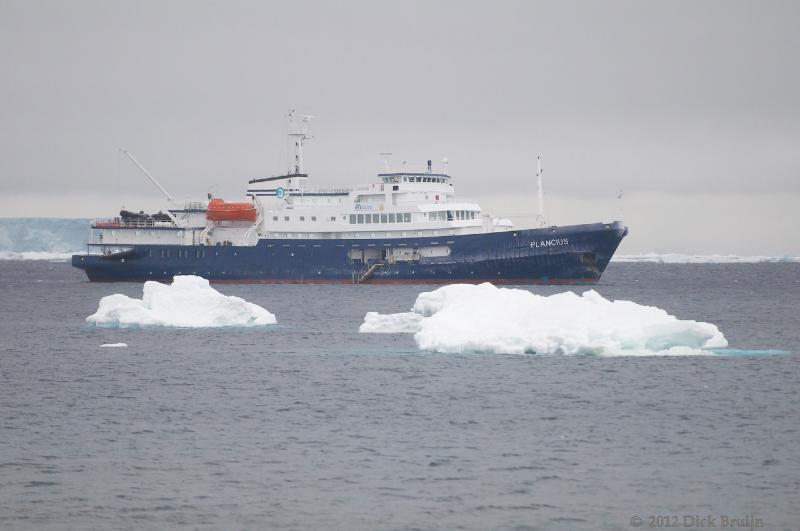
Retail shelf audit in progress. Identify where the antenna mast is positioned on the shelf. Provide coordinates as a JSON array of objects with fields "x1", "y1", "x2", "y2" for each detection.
[{"x1": 536, "y1": 156, "x2": 546, "y2": 227}]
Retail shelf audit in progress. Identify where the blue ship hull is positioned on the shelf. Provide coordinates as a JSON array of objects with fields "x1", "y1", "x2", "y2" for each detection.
[{"x1": 72, "y1": 222, "x2": 627, "y2": 284}]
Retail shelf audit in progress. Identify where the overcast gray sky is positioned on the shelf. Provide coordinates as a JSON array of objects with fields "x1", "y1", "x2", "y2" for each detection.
[{"x1": 1, "y1": 0, "x2": 798, "y2": 254}]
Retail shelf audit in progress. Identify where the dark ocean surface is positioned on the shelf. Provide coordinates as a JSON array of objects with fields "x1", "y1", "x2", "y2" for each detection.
[{"x1": 0, "y1": 261, "x2": 798, "y2": 530}]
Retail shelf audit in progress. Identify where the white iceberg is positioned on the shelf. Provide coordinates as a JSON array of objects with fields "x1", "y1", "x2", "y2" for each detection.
[
  {"x1": 87, "y1": 275, "x2": 277, "y2": 328},
  {"x1": 359, "y1": 283, "x2": 727, "y2": 356}
]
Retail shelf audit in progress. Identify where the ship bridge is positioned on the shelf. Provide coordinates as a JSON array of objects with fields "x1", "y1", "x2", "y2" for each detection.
[{"x1": 377, "y1": 172, "x2": 451, "y2": 185}]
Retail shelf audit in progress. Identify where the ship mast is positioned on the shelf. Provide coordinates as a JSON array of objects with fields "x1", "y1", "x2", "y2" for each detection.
[
  {"x1": 536, "y1": 156, "x2": 547, "y2": 227},
  {"x1": 287, "y1": 109, "x2": 313, "y2": 175}
]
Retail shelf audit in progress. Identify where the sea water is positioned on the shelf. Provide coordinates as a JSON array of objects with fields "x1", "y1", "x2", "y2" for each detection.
[{"x1": 0, "y1": 261, "x2": 798, "y2": 530}]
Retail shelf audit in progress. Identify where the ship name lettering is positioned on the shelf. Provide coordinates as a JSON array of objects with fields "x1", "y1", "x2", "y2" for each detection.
[{"x1": 530, "y1": 238, "x2": 568, "y2": 248}]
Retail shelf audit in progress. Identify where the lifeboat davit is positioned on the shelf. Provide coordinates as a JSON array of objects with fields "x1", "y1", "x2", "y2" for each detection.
[{"x1": 206, "y1": 198, "x2": 257, "y2": 222}]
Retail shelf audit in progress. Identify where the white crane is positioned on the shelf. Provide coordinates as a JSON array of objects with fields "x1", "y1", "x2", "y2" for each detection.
[{"x1": 119, "y1": 148, "x2": 182, "y2": 226}]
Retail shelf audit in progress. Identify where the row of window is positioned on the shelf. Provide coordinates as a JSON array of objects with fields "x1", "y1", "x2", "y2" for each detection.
[
  {"x1": 428, "y1": 210, "x2": 476, "y2": 221},
  {"x1": 349, "y1": 213, "x2": 412, "y2": 224},
  {"x1": 382, "y1": 176, "x2": 447, "y2": 184},
  {"x1": 155, "y1": 249, "x2": 207, "y2": 258},
  {"x1": 270, "y1": 211, "x2": 476, "y2": 225},
  {"x1": 272, "y1": 215, "x2": 338, "y2": 222}
]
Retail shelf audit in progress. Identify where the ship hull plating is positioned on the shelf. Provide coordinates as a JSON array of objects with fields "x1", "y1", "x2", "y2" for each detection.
[{"x1": 72, "y1": 222, "x2": 627, "y2": 284}]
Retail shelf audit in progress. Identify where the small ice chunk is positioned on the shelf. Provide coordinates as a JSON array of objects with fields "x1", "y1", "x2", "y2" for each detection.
[
  {"x1": 100, "y1": 343, "x2": 128, "y2": 348},
  {"x1": 360, "y1": 283, "x2": 727, "y2": 356},
  {"x1": 359, "y1": 311, "x2": 423, "y2": 334},
  {"x1": 87, "y1": 275, "x2": 277, "y2": 328}
]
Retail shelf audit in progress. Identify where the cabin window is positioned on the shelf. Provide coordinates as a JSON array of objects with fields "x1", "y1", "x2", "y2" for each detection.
[
  {"x1": 357, "y1": 214, "x2": 364, "y2": 224},
  {"x1": 380, "y1": 214, "x2": 387, "y2": 223},
  {"x1": 273, "y1": 216, "x2": 278, "y2": 221},
  {"x1": 284, "y1": 216, "x2": 289, "y2": 221},
  {"x1": 330, "y1": 216, "x2": 336, "y2": 221},
  {"x1": 392, "y1": 185, "x2": 399, "y2": 191},
  {"x1": 311, "y1": 216, "x2": 316, "y2": 221},
  {"x1": 299, "y1": 216, "x2": 305, "y2": 221},
  {"x1": 349, "y1": 214, "x2": 356, "y2": 224},
  {"x1": 388, "y1": 213, "x2": 396, "y2": 223},
  {"x1": 403, "y1": 213, "x2": 411, "y2": 222},
  {"x1": 365, "y1": 215, "x2": 371, "y2": 224},
  {"x1": 372, "y1": 214, "x2": 379, "y2": 223},
  {"x1": 403, "y1": 176, "x2": 408, "y2": 182},
  {"x1": 447, "y1": 211, "x2": 454, "y2": 221}
]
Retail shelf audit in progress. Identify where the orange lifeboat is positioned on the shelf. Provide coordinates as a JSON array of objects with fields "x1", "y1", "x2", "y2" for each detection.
[{"x1": 206, "y1": 198, "x2": 257, "y2": 222}]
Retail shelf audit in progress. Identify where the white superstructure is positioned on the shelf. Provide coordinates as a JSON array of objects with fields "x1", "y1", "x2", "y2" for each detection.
[{"x1": 86, "y1": 113, "x2": 516, "y2": 255}]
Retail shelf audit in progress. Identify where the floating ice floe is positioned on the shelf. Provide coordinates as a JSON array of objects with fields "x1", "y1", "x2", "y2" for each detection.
[
  {"x1": 100, "y1": 343, "x2": 128, "y2": 348},
  {"x1": 612, "y1": 253, "x2": 800, "y2": 264},
  {"x1": 87, "y1": 275, "x2": 276, "y2": 328},
  {"x1": 360, "y1": 283, "x2": 727, "y2": 356}
]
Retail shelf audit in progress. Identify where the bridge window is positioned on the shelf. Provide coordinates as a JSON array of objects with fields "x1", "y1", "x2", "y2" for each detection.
[
  {"x1": 357, "y1": 214, "x2": 364, "y2": 224},
  {"x1": 349, "y1": 214, "x2": 356, "y2": 224},
  {"x1": 388, "y1": 213, "x2": 396, "y2": 223},
  {"x1": 372, "y1": 214, "x2": 379, "y2": 223},
  {"x1": 403, "y1": 213, "x2": 411, "y2": 222},
  {"x1": 365, "y1": 215, "x2": 372, "y2": 224},
  {"x1": 380, "y1": 214, "x2": 387, "y2": 223},
  {"x1": 447, "y1": 211, "x2": 454, "y2": 221}
]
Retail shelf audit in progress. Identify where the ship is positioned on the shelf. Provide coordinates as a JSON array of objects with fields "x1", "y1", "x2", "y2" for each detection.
[{"x1": 72, "y1": 112, "x2": 628, "y2": 284}]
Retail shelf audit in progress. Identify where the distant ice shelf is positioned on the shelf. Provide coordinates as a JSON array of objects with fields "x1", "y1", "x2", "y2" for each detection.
[
  {"x1": 612, "y1": 253, "x2": 800, "y2": 264},
  {"x1": 0, "y1": 251, "x2": 77, "y2": 261}
]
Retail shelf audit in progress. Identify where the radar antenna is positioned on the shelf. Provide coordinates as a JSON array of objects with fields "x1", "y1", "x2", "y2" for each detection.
[
  {"x1": 379, "y1": 152, "x2": 393, "y2": 172},
  {"x1": 536, "y1": 156, "x2": 547, "y2": 227}
]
